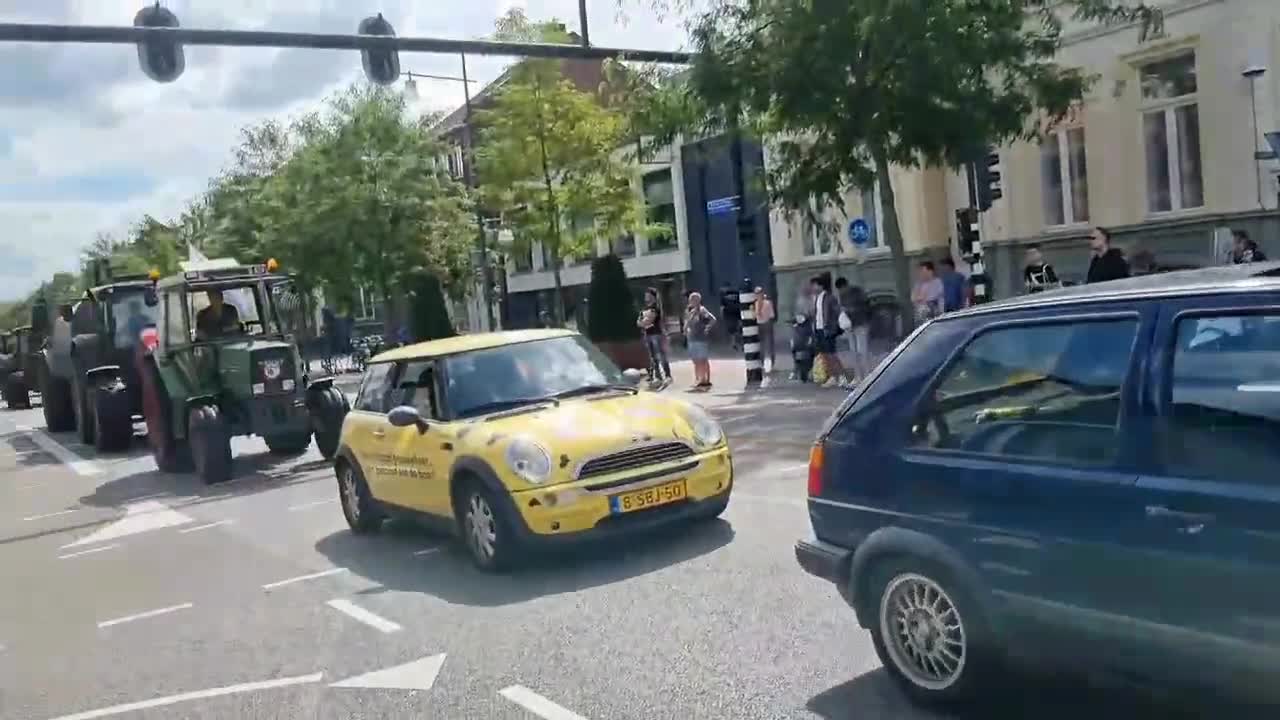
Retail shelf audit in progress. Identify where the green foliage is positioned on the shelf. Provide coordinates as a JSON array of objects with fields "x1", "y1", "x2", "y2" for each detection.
[
  {"x1": 586, "y1": 254, "x2": 638, "y2": 343},
  {"x1": 0, "y1": 272, "x2": 81, "y2": 331},
  {"x1": 630, "y1": 0, "x2": 1159, "y2": 331},
  {"x1": 477, "y1": 10, "x2": 649, "y2": 325},
  {"x1": 407, "y1": 272, "x2": 456, "y2": 342},
  {"x1": 202, "y1": 86, "x2": 475, "y2": 324}
]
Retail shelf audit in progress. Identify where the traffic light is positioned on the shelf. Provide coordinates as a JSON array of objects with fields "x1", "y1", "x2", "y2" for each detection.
[
  {"x1": 358, "y1": 14, "x2": 400, "y2": 86},
  {"x1": 737, "y1": 216, "x2": 758, "y2": 254},
  {"x1": 134, "y1": 3, "x2": 184, "y2": 83},
  {"x1": 955, "y1": 207, "x2": 979, "y2": 259},
  {"x1": 974, "y1": 150, "x2": 1002, "y2": 211}
]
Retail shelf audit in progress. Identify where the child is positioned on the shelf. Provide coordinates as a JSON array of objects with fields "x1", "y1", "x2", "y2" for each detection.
[{"x1": 790, "y1": 313, "x2": 815, "y2": 383}]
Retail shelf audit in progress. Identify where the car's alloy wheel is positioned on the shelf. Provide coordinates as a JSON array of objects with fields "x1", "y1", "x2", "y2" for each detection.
[
  {"x1": 341, "y1": 465, "x2": 361, "y2": 523},
  {"x1": 465, "y1": 493, "x2": 497, "y2": 562},
  {"x1": 878, "y1": 572, "x2": 967, "y2": 691}
]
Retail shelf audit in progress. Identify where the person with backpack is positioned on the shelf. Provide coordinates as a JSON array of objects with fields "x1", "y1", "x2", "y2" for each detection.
[
  {"x1": 838, "y1": 281, "x2": 873, "y2": 381},
  {"x1": 790, "y1": 313, "x2": 815, "y2": 383}
]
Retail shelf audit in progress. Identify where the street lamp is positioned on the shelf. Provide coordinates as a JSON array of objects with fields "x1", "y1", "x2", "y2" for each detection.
[
  {"x1": 398, "y1": 58, "x2": 495, "y2": 332},
  {"x1": 1243, "y1": 63, "x2": 1267, "y2": 208},
  {"x1": 399, "y1": 69, "x2": 475, "y2": 102}
]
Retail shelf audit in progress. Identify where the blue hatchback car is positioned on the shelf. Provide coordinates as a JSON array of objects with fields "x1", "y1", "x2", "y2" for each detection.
[{"x1": 796, "y1": 263, "x2": 1280, "y2": 707}]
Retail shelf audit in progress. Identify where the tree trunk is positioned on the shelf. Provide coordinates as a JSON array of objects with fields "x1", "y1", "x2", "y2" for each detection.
[{"x1": 873, "y1": 148, "x2": 915, "y2": 337}]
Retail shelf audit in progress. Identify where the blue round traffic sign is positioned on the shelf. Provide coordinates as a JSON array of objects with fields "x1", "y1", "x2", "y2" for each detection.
[{"x1": 848, "y1": 218, "x2": 871, "y2": 246}]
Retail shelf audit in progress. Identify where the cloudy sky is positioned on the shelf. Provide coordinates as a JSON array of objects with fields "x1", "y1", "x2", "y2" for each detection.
[{"x1": 0, "y1": 0, "x2": 694, "y2": 300}]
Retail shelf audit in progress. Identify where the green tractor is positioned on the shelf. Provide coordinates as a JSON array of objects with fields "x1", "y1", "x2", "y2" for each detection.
[
  {"x1": 39, "y1": 261, "x2": 163, "y2": 448},
  {"x1": 3, "y1": 299, "x2": 56, "y2": 410},
  {"x1": 138, "y1": 258, "x2": 348, "y2": 483}
]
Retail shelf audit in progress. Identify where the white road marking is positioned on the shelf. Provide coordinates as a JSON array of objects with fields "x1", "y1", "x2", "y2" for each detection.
[
  {"x1": 63, "y1": 499, "x2": 193, "y2": 549},
  {"x1": 97, "y1": 602, "x2": 193, "y2": 629},
  {"x1": 58, "y1": 544, "x2": 121, "y2": 560},
  {"x1": 261, "y1": 567, "x2": 348, "y2": 591},
  {"x1": 412, "y1": 546, "x2": 441, "y2": 556},
  {"x1": 330, "y1": 653, "x2": 445, "y2": 690},
  {"x1": 287, "y1": 498, "x2": 338, "y2": 511},
  {"x1": 21, "y1": 429, "x2": 101, "y2": 476},
  {"x1": 23, "y1": 509, "x2": 78, "y2": 521},
  {"x1": 325, "y1": 599, "x2": 403, "y2": 634},
  {"x1": 178, "y1": 519, "x2": 234, "y2": 534},
  {"x1": 499, "y1": 686, "x2": 590, "y2": 720},
  {"x1": 41, "y1": 671, "x2": 323, "y2": 720}
]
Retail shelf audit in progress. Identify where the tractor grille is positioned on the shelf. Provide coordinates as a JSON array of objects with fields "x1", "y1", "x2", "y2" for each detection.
[{"x1": 576, "y1": 442, "x2": 694, "y2": 481}]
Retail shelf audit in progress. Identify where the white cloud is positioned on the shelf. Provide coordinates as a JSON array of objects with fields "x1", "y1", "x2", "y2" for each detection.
[{"x1": 0, "y1": 0, "x2": 692, "y2": 301}]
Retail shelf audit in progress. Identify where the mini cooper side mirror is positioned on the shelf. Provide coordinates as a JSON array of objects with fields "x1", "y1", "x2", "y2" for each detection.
[{"x1": 387, "y1": 405, "x2": 429, "y2": 433}]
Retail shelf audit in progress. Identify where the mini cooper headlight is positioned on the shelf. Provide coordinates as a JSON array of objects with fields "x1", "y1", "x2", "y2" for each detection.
[
  {"x1": 685, "y1": 404, "x2": 723, "y2": 447},
  {"x1": 505, "y1": 436, "x2": 552, "y2": 484}
]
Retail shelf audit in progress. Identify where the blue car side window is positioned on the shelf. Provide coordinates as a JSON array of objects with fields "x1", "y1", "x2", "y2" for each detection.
[
  {"x1": 1164, "y1": 313, "x2": 1280, "y2": 485},
  {"x1": 909, "y1": 318, "x2": 1138, "y2": 465}
]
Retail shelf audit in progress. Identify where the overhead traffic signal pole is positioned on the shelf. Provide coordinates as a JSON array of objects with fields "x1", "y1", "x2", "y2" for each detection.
[{"x1": 0, "y1": 22, "x2": 691, "y2": 63}]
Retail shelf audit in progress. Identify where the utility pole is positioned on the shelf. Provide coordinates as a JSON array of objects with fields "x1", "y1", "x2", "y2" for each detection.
[{"x1": 459, "y1": 53, "x2": 496, "y2": 331}]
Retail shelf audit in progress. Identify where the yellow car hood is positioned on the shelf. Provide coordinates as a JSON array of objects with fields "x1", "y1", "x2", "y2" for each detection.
[{"x1": 449, "y1": 391, "x2": 712, "y2": 486}]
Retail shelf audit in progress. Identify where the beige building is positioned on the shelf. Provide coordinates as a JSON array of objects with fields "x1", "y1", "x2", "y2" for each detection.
[{"x1": 770, "y1": 0, "x2": 1280, "y2": 317}]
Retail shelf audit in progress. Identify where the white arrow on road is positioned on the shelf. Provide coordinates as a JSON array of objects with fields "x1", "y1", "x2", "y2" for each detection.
[
  {"x1": 329, "y1": 653, "x2": 446, "y2": 691},
  {"x1": 62, "y1": 500, "x2": 192, "y2": 549}
]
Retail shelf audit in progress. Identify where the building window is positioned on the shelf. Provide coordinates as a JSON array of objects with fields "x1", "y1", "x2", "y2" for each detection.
[
  {"x1": 1140, "y1": 52, "x2": 1203, "y2": 213},
  {"x1": 1040, "y1": 127, "x2": 1090, "y2": 226},
  {"x1": 611, "y1": 233, "x2": 636, "y2": 257},
  {"x1": 566, "y1": 214, "x2": 595, "y2": 265},
  {"x1": 512, "y1": 243, "x2": 533, "y2": 273},
  {"x1": 355, "y1": 286, "x2": 378, "y2": 321},
  {"x1": 540, "y1": 241, "x2": 555, "y2": 271},
  {"x1": 445, "y1": 145, "x2": 464, "y2": 179},
  {"x1": 643, "y1": 170, "x2": 677, "y2": 252},
  {"x1": 800, "y1": 185, "x2": 881, "y2": 256}
]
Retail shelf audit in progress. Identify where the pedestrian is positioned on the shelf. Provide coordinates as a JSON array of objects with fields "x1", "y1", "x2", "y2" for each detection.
[
  {"x1": 1086, "y1": 226, "x2": 1130, "y2": 283},
  {"x1": 938, "y1": 257, "x2": 968, "y2": 312},
  {"x1": 719, "y1": 284, "x2": 741, "y2": 350},
  {"x1": 839, "y1": 282, "x2": 872, "y2": 381},
  {"x1": 911, "y1": 261, "x2": 945, "y2": 323},
  {"x1": 753, "y1": 286, "x2": 776, "y2": 370},
  {"x1": 637, "y1": 286, "x2": 671, "y2": 388},
  {"x1": 683, "y1": 292, "x2": 717, "y2": 391},
  {"x1": 790, "y1": 313, "x2": 815, "y2": 383},
  {"x1": 1231, "y1": 229, "x2": 1268, "y2": 264},
  {"x1": 1023, "y1": 245, "x2": 1060, "y2": 293},
  {"x1": 810, "y1": 274, "x2": 845, "y2": 388}
]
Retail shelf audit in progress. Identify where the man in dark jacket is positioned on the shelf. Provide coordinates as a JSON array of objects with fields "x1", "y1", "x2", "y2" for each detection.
[
  {"x1": 1086, "y1": 227, "x2": 1130, "y2": 284},
  {"x1": 1232, "y1": 229, "x2": 1268, "y2": 264}
]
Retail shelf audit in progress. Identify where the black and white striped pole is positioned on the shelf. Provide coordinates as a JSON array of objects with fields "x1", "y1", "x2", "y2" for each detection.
[{"x1": 739, "y1": 278, "x2": 764, "y2": 384}]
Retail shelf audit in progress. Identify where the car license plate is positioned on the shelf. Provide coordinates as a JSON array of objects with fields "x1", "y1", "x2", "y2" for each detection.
[{"x1": 610, "y1": 479, "x2": 687, "y2": 514}]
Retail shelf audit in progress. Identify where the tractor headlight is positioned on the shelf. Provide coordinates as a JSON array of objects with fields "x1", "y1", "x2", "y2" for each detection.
[
  {"x1": 505, "y1": 436, "x2": 552, "y2": 485},
  {"x1": 685, "y1": 404, "x2": 723, "y2": 448}
]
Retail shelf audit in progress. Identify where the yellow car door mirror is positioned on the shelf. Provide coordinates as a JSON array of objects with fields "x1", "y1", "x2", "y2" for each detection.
[{"x1": 388, "y1": 405, "x2": 430, "y2": 433}]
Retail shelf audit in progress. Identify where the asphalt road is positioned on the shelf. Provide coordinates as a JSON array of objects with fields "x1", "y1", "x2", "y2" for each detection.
[{"x1": 0, "y1": 388, "x2": 1223, "y2": 720}]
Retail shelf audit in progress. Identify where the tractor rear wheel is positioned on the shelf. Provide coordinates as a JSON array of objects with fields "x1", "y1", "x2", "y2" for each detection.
[
  {"x1": 265, "y1": 431, "x2": 312, "y2": 455},
  {"x1": 41, "y1": 369, "x2": 75, "y2": 432}
]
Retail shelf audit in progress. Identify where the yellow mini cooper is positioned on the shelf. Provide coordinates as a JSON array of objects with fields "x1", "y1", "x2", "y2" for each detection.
[{"x1": 333, "y1": 329, "x2": 733, "y2": 571}]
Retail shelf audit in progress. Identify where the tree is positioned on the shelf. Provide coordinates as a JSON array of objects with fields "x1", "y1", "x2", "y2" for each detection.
[
  {"x1": 199, "y1": 85, "x2": 475, "y2": 331},
  {"x1": 637, "y1": 0, "x2": 1159, "y2": 331},
  {"x1": 407, "y1": 271, "x2": 456, "y2": 342},
  {"x1": 477, "y1": 11, "x2": 650, "y2": 325},
  {"x1": 586, "y1": 254, "x2": 638, "y2": 343}
]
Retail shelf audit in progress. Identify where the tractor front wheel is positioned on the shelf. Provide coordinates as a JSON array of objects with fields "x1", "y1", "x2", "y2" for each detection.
[{"x1": 189, "y1": 405, "x2": 232, "y2": 485}]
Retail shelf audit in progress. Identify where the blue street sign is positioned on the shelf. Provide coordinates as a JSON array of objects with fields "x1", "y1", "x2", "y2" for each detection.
[
  {"x1": 706, "y1": 195, "x2": 741, "y2": 216},
  {"x1": 848, "y1": 218, "x2": 871, "y2": 246}
]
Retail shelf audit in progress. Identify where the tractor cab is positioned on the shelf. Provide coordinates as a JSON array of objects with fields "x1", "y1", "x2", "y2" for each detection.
[{"x1": 140, "y1": 258, "x2": 348, "y2": 483}]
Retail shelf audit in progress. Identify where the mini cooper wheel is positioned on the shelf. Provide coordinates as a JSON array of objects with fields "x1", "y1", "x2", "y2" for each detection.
[
  {"x1": 456, "y1": 481, "x2": 515, "y2": 572},
  {"x1": 868, "y1": 559, "x2": 989, "y2": 707},
  {"x1": 337, "y1": 461, "x2": 382, "y2": 534}
]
